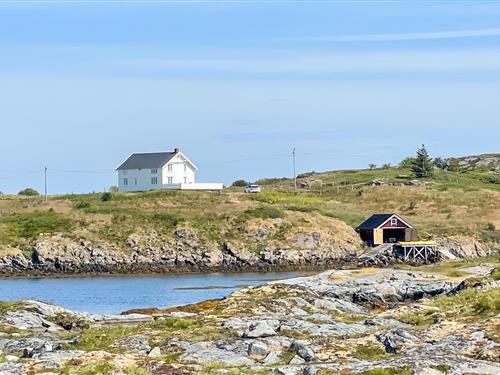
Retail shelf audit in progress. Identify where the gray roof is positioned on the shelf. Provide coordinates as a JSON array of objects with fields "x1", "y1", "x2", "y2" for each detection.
[{"x1": 116, "y1": 152, "x2": 177, "y2": 170}]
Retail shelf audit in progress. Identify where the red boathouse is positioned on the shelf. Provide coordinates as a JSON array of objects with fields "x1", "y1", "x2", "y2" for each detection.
[{"x1": 356, "y1": 213, "x2": 417, "y2": 247}]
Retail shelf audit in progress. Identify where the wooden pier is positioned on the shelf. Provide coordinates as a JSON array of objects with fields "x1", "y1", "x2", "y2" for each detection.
[{"x1": 396, "y1": 241, "x2": 438, "y2": 262}]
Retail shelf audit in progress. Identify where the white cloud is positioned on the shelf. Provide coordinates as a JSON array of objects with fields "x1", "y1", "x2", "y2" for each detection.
[
  {"x1": 121, "y1": 48, "x2": 500, "y2": 74},
  {"x1": 277, "y1": 28, "x2": 500, "y2": 43}
]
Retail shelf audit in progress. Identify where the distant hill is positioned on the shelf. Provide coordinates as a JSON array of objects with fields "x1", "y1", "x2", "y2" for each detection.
[{"x1": 445, "y1": 153, "x2": 500, "y2": 173}]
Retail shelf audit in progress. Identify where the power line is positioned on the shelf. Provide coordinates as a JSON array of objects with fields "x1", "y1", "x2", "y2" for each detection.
[{"x1": 0, "y1": 172, "x2": 41, "y2": 180}]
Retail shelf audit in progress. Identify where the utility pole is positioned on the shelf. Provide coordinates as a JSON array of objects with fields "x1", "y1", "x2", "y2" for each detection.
[
  {"x1": 44, "y1": 166, "x2": 48, "y2": 202},
  {"x1": 292, "y1": 147, "x2": 297, "y2": 192}
]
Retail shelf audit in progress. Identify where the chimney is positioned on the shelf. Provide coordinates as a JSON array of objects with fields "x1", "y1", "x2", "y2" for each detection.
[{"x1": 174, "y1": 147, "x2": 180, "y2": 153}]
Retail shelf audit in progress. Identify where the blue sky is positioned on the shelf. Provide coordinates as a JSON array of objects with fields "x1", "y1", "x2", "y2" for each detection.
[{"x1": 0, "y1": 1, "x2": 499, "y2": 194}]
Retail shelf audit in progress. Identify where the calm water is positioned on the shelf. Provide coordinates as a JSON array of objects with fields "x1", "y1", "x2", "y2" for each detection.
[{"x1": 0, "y1": 271, "x2": 311, "y2": 314}]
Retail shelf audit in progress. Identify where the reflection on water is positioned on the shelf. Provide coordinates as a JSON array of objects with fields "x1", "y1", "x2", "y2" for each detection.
[{"x1": 0, "y1": 271, "x2": 312, "y2": 314}]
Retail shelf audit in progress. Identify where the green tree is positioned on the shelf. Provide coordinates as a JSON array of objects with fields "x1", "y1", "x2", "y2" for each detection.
[
  {"x1": 18, "y1": 188, "x2": 39, "y2": 196},
  {"x1": 399, "y1": 157, "x2": 416, "y2": 168},
  {"x1": 231, "y1": 179, "x2": 249, "y2": 187},
  {"x1": 411, "y1": 144, "x2": 434, "y2": 178}
]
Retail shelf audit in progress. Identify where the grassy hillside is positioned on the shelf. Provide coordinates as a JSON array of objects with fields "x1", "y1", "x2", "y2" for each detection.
[{"x1": 0, "y1": 164, "x2": 499, "y2": 251}]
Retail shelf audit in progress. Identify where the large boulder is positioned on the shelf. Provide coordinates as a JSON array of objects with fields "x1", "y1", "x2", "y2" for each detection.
[{"x1": 243, "y1": 322, "x2": 277, "y2": 338}]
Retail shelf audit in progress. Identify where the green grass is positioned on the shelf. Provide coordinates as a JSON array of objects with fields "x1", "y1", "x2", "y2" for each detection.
[
  {"x1": 0, "y1": 210, "x2": 73, "y2": 244},
  {"x1": 403, "y1": 287, "x2": 500, "y2": 325},
  {"x1": 360, "y1": 368, "x2": 413, "y2": 375},
  {"x1": 69, "y1": 317, "x2": 229, "y2": 353},
  {"x1": 150, "y1": 212, "x2": 185, "y2": 227},
  {"x1": 69, "y1": 325, "x2": 140, "y2": 351},
  {"x1": 1, "y1": 163, "x2": 498, "y2": 248},
  {"x1": 254, "y1": 191, "x2": 322, "y2": 206},
  {"x1": 0, "y1": 301, "x2": 23, "y2": 316},
  {"x1": 242, "y1": 206, "x2": 284, "y2": 220},
  {"x1": 394, "y1": 253, "x2": 500, "y2": 277},
  {"x1": 400, "y1": 309, "x2": 437, "y2": 327},
  {"x1": 188, "y1": 214, "x2": 227, "y2": 244},
  {"x1": 194, "y1": 366, "x2": 274, "y2": 375},
  {"x1": 351, "y1": 344, "x2": 389, "y2": 360},
  {"x1": 78, "y1": 362, "x2": 115, "y2": 375},
  {"x1": 322, "y1": 211, "x2": 365, "y2": 228},
  {"x1": 124, "y1": 366, "x2": 151, "y2": 375},
  {"x1": 491, "y1": 268, "x2": 500, "y2": 280},
  {"x1": 433, "y1": 364, "x2": 450, "y2": 373},
  {"x1": 318, "y1": 367, "x2": 412, "y2": 375}
]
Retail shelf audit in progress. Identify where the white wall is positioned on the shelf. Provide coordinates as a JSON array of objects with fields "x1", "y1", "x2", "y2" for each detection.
[
  {"x1": 117, "y1": 168, "x2": 163, "y2": 192},
  {"x1": 161, "y1": 154, "x2": 196, "y2": 185},
  {"x1": 117, "y1": 153, "x2": 197, "y2": 192}
]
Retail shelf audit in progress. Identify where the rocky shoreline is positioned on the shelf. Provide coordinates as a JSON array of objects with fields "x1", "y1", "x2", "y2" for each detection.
[
  {"x1": 0, "y1": 258, "x2": 498, "y2": 375},
  {"x1": 0, "y1": 227, "x2": 494, "y2": 278}
]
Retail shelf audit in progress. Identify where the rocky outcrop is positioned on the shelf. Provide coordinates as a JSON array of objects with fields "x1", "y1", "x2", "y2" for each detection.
[
  {"x1": 0, "y1": 225, "x2": 363, "y2": 276},
  {"x1": 436, "y1": 237, "x2": 490, "y2": 258},
  {"x1": 0, "y1": 219, "x2": 495, "y2": 277},
  {"x1": 1, "y1": 265, "x2": 499, "y2": 374}
]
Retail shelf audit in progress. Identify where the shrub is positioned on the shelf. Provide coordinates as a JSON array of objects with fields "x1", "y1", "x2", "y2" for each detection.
[
  {"x1": 243, "y1": 207, "x2": 284, "y2": 220},
  {"x1": 232, "y1": 179, "x2": 249, "y2": 187},
  {"x1": 75, "y1": 201, "x2": 90, "y2": 210},
  {"x1": 399, "y1": 157, "x2": 415, "y2": 168},
  {"x1": 18, "y1": 188, "x2": 39, "y2": 196},
  {"x1": 101, "y1": 192, "x2": 112, "y2": 202}
]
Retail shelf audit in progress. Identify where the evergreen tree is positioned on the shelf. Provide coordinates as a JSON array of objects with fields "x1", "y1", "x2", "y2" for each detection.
[{"x1": 411, "y1": 144, "x2": 434, "y2": 178}]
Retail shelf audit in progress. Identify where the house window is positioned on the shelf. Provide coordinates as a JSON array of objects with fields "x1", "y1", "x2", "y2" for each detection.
[
  {"x1": 151, "y1": 169, "x2": 158, "y2": 174},
  {"x1": 391, "y1": 217, "x2": 398, "y2": 226},
  {"x1": 167, "y1": 164, "x2": 173, "y2": 172},
  {"x1": 168, "y1": 177, "x2": 173, "y2": 184},
  {"x1": 184, "y1": 164, "x2": 187, "y2": 173},
  {"x1": 123, "y1": 178, "x2": 128, "y2": 186},
  {"x1": 123, "y1": 170, "x2": 127, "y2": 175},
  {"x1": 151, "y1": 177, "x2": 158, "y2": 185},
  {"x1": 134, "y1": 178, "x2": 138, "y2": 185},
  {"x1": 184, "y1": 177, "x2": 187, "y2": 183}
]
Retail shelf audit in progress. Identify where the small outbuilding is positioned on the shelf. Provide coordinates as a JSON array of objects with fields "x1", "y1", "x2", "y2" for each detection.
[{"x1": 356, "y1": 213, "x2": 417, "y2": 247}]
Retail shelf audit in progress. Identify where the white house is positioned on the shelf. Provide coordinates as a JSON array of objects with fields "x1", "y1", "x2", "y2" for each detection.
[{"x1": 116, "y1": 148, "x2": 223, "y2": 192}]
